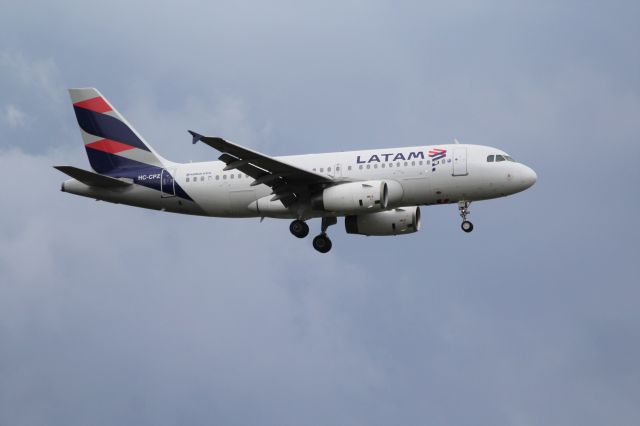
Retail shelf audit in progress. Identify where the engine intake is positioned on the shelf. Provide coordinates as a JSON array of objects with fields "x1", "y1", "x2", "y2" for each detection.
[{"x1": 345, "y1": 206, "x2": 421, "y2": 236}]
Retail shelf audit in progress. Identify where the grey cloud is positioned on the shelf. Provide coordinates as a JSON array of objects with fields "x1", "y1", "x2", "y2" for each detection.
[
  {"x1": 2, "y1": 104, "x2": 29, "y2": 129},
  {"x1": 1, "y1": 1, "x2": 640, "y2": 425},
  {"x1": 0, "y1": 51, "x2": 62, "y2": 103}
]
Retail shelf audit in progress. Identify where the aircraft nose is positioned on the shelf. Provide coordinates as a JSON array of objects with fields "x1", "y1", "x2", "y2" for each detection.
[{"x1": 521, "y1": 165, "x2": 537, "y2": 189}]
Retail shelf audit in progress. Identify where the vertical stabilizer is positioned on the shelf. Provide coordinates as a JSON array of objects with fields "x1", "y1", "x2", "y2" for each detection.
[{"x1": 69, "y1": 88, "x2": 166, "y2": 174}]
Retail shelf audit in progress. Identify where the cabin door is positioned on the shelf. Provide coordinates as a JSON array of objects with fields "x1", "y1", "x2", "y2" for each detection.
[
  {"x1": 160, "y1": 168, "x2": 176, "y2": 197},
  {"x1": 452, "y1": 147, "x2": 468, "y2": 176}
]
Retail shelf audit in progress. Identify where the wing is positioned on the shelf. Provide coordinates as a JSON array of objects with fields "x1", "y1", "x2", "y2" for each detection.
[{"x1": 189, "y1": 131, "x2": 335, "y2": 206}]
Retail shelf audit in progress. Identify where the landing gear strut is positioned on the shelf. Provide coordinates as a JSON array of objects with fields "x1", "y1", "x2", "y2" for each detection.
[
  {"x1": 289, "y1": 219, "x2": 309, "y2": 238},
  {"x1": 458, "y1": 201, "x2": 474, "y2": 233},
  {"x1": 313, "y1": 217, "x2": 337, "y2": 253}
]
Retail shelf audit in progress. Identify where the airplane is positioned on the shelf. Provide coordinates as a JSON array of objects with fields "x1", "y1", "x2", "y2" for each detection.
[{"x1": 55, "y1": 88, "x2": 537, "y2": 253}]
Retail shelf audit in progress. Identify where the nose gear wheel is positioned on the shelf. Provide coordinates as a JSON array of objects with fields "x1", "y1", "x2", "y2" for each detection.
[{"x1": 458, "y1": 201, "x2": 474, "y2": 233}]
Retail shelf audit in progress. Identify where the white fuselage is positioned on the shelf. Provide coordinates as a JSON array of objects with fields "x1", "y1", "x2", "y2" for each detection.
[{"x1": 61, "y1": 143, "x2": 537, "y2": 218}]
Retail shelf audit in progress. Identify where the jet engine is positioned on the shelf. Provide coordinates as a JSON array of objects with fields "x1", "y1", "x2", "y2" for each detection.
[
  {"x1": 345, "y1": 206, "x2": 421, "y2": 236},
  {"x1": 314, "y1": 180, "x2": 402, "y2": 214}
]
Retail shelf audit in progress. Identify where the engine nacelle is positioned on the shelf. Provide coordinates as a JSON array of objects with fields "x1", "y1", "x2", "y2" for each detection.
[
  {"x1": 345, "y1": 206, "x2": 421, "y2": 236},
  {"x1": 317, "y1": 180, "x2": 389, "y2": 214}
]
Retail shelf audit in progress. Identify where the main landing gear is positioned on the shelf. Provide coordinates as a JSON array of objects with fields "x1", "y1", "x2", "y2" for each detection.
[
  {"x1": 458, "y1": 200, "x2": 474, "y2": 233},
  {"x1": 289, "y1": 219, "x2": 309, "y2": 238},
  {"x1": 313, "y1": 217, "x2": 337, "y2": 253},
  {"x1": 289, "y1": 217, "x2": 336, "y2": 253},
  {"x1": 312, "y1": 234, "x2": 332, "y2": 253}
]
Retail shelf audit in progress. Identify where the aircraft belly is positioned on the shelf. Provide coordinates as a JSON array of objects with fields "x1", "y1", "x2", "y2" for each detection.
[
  {"x1": 62, "y1": 180, "x2": 207, "y2": 215},
  {"x1": 400, "y1": 176, "x2": 431, "y2": 205},
  {"x1": 228, "y1": 189, "x2": 259, "y2": 217},
  {"x1": 187, "y1": 184, "x2": 268, "y2": 218}
]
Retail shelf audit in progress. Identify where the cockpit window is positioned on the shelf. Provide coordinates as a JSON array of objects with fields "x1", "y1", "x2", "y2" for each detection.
[{"x1": 489, "y1": 154, "x2": 517, "y2": 163}]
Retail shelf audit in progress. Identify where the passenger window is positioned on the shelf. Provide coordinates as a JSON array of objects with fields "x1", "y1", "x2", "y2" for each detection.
[
  {"x1": 389, "y1": 163, "x2": 393, "y2": 168},
  {"x1": 487, "y1": 155, "x2": 494, "y2": 162},
  {"x1": 347, "y1": 166, "x2": 352, "y2": 171},
  {"x1": 381, "y1": 163, "x2": 385, "y2": 168},
  {"x1": 320, "y1": 168, "x2": 324, "y2": 172},
  {"x1": 201, "y1": 176, "x2": 204, "y2": 181},
  {"x1": 327, "y1": 167, "x2": 331, "y2": 172},
  {"x1": 223, "y1": 175, "x2": 227, "y2": 180},
  {"x1": 427, "y1": 160, "x2": 430, "y2": 165},
  {"x1": 419, "y1": 161, "x2": 423, "y2": 166},
  {"x1": 230, "y1": 174, "x2": 234, "y2": 179},
  {"x1": 359, "y1": 165, "x2": 363, "y2": 170},
  {"x1": 412, "y1": 161, "x2": 416, "y2": 166},
  {"x1": 397, "y1": 162, "x2": 400, "y2": 167},
  {"x1": 404, "y1": 162, "x2": 408, "y2": 167},
  {"x1": 374, "y1": 164, "x2": 378, "y2": 169},
  {"x1": 186, "y1": 177, "x2": 190, "y2": 182},
  {"x1": 313, "y1": 168, "x2": 316, "y2": 171},
  {"x1": 366, "y1": 164, "x2": 371, "y2": 169},
  {"x1": 216, "y1": 175, "x2": 219, "y2": 180},
  {"x1": 238, "y1": 174, "x2": 241, "y2": 179},
  {"x1": 496, "y1": 155, "x2": 505, "y2": 162}
]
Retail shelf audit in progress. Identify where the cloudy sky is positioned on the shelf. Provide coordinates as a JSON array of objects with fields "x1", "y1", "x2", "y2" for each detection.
[{"x1": 1, "y1": 1, "x2": 639, "y2": 425}]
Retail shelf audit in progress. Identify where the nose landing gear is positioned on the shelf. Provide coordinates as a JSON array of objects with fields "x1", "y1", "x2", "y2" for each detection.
[{"x1": 458, "y1": 201, "x2": 474, "y2": 233}]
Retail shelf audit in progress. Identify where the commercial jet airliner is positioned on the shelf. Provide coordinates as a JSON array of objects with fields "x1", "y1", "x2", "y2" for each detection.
[{"x1": 56, "y1": 88, "x2": 537, "y2": 253}]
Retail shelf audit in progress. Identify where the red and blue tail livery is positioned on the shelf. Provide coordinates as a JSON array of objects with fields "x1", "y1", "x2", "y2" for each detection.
[
  {"x1": 70, "y1": 88, "x2": 163, "y2": 173},
  {"x1": 69, "y1": 88, "x2": 191, "y2": 201}
]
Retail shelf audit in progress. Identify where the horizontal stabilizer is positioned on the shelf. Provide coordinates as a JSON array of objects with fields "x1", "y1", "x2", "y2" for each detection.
[{"x1": 54, "y1": 166, "x2": 132, "y2": 188}]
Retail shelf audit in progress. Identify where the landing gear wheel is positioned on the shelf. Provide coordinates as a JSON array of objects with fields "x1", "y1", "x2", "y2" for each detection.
[
  {"x1": 312, "y1": 233, "x2": 332, "y2": 253},
  {"x1": 458, "y1": 201, "x2": 473, "y2": 233},
  {"x1": 289, "y1": 220, "x2": 309, "y2": 238}
]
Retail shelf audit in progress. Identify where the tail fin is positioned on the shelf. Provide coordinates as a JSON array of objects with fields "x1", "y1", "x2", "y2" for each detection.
[{"x1": 69, "y1": 88, "x2": 166, "y2": 174}]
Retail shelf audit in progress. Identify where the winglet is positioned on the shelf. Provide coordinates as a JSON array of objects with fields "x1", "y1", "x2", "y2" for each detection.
[{"x1": 189, "y1": 130, "x2": 204, "y2": 144}]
